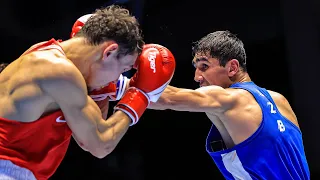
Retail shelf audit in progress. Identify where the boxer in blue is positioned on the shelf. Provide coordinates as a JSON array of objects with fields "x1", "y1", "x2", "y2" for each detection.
[{"x1": 149, "y1": 30, "x2": 310, "y2": 179}]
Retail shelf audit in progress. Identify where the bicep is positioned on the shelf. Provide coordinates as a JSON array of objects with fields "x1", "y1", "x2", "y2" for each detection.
[
  {"x1": 38, "y1": 63, "x2": 131, "y2": 157},
  {"x1": 94, "y1": 98, "x2": 110, "y2": 119},
  {"x1": 61, "y1": 96, "x2": 103, "y2": 151},
  {"x1": 65, "y1": 97, "x2": 130, "y2": 155},
  {"x1": 58, "y1": 93, "x2": 124, "y2": 157},
  {"x1": 38, "y1": 67, "x2": 105, "y2": 152}
]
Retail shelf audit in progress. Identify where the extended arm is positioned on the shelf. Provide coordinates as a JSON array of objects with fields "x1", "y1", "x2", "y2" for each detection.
[{"x1": 148, "y1": 85, "x2": 235, "y2": 113}]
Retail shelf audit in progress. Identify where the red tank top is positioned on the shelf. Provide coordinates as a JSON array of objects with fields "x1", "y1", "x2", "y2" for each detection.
[{"x1": 0, "y1": 39, "x2": 72, "y2": 180}]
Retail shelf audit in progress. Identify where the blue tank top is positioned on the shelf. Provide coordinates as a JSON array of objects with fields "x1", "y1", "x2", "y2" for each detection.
[{"x1": 205, "y1": 82, "x2": 310, "y2": 180}]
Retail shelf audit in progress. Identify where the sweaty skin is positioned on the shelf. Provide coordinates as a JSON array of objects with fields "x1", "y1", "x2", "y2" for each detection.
[
  {"x1": 148, "y1": 84, "x2": 299, "y2": 148},
  {"x1": 0, "y1": 45, "x2": 131, "y2": 158}
]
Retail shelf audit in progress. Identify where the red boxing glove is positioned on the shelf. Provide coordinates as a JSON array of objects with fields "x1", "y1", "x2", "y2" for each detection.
[
  {"x1": 131, "y1": 44, "x2": 176, "y2": 102},
  {"x1": 70, "y1": 14, "x2": 93, "y2": 38},
  {"x1": 114, "y1": 44, "x2": 176, "y2": 125}
]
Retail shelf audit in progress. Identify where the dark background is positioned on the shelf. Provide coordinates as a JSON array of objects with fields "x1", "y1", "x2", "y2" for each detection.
[{"x1": 1, "y1": 0, "x2": 319, "y2": 179}]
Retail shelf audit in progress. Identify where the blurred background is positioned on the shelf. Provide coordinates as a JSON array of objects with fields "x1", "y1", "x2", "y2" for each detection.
[{"x1": 1, "y1": 0, "x2": 319, "y2": 179}]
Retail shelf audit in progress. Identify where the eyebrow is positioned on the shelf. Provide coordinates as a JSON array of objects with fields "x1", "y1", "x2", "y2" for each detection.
[
  {"x1": 192, "y1": 57, "x2": 210, "y2": 67},
  {"x1": 195, "y1": 57, "x2": 209, "y2": 63}
]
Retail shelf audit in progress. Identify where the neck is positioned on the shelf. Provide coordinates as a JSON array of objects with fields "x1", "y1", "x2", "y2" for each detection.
[
  {"x1": 59, "y1": 38, "x2": 103, "y2": 80},
  {"x1": 233, "y1": 71, "x2": 251, "y2": 83}
]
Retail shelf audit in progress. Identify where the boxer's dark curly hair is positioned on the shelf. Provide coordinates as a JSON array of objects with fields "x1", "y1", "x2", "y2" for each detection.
[
  {"x1": 192, "y1": 30, "x2": 247, "y2": 72},
  {"x1": 75, "y1": 5, "x2": 144, "y2": 57},
  {"x1": 0, "y1": 63, "x2": 9, "y2": 73}
]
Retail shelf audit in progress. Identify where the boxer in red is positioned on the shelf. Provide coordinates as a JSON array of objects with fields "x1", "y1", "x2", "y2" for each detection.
[{"x1": 0, "y1": 5, "x2": 176, "y2": 180}]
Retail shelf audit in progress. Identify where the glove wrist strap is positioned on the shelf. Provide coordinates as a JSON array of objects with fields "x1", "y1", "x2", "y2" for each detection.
[{"x1": 114, "y1": 87, "x2": 149, "y2": 126}]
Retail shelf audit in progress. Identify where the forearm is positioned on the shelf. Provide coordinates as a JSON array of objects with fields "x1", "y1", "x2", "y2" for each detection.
[
  {"x1": 148, "y1": 85, "x2": 183, "y2": 110},
  {"x1": 64, "y1": 97, "x2": 131, "y2": 158},
  {"x1": 97, "y1": 111, "x2": 131, "y2": 145},
  {"x1": 91, "y1": 110, "x2": 131, "y2": 157},
  {"x1": 148, "y1": 85, "x2": 227, "y2": 112}
]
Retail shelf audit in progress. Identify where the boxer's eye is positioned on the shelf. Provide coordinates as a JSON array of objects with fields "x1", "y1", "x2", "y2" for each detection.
[
  {"x1": 199, "y1": 64, "x2": 209, "y2": 71},
  {"x1": 192, "y1": 56, "x2": 210, "y2": 70}
]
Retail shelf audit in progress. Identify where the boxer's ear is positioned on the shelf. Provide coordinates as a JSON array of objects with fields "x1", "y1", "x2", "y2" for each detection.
[
  {"x1": 226, "y1": 59, "x2": 239, "y2": 77},
  {"x1": 103, "y1": 43, "x2": 118, "y2": 58}
]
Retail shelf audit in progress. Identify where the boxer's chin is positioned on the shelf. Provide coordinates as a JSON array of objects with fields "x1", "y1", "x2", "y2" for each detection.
[
  {"x1": 87, "y1": 86, "x2": 95, "y2": 92},
  {"x1": 200, "y1": 83, "x2": 209, "y2": 87},
  {"x1": 87, "y1": 84, "x2": 103, "y2": 91}
]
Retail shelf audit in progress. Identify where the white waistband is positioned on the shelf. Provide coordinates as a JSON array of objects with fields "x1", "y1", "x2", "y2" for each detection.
[{"x1": 0, "y1": 160, "x2": 36, "y2": 180}]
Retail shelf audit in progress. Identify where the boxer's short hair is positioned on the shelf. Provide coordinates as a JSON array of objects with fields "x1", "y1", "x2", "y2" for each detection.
[
  {"x1": 0, "y1": 63, "x2": 9, "y2": 73},
  {"x1": 192, "y1": 30, "x2": 247, "y2": 72},
  {"x1": 75, "y1": 5, "x2": 144, "y2": 57}
]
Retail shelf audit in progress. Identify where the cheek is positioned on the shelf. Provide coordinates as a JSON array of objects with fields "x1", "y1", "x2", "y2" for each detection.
[
  {"x1": 94, "y1": 70, "x2": 120, "y2": 86},
  {"x1": 203, "y1": 73, "x2": 218, "y2": 84},
  {"x1": 102, "y1": 59, "x2": 121, "y2": 73},
  {"x1": 203, "y1": 69, "x2": 227, "y2": 84},
  {"x1": 91, "y1": 63, "x2": 120, "y2": 84}
]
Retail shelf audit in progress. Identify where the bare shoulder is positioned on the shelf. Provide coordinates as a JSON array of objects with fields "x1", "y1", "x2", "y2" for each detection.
[
  {"x1": 267, "y1": 90, "x2": 289, "y2": 105},
  {"x1": 267, "y1": 90, "x2": 295, "y2": 114},
  {"x1": 224, "y1": 88, "x2": 288, "y2": 105},
  {"x1": 17, "y1": 50, "x2": 82, "y2": 84},
  {"x1": 198, "y1": 86, "x2": 237, "y2": 111},
  {"x1": 0, "y1": 49, "x2": 88, "y2": 121},
  {"x1": 226, "y1": 87, "x2": 295, "y2": 116},
  {"x1": 267, "y1": 90, "x2": 299, "y2": 126},
  {"x1": 19, "y1": 50, "x2": 88, "y2": 106},
  {"x1": 224, "y1": 87, "x2": 251, "y2": 104}
]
